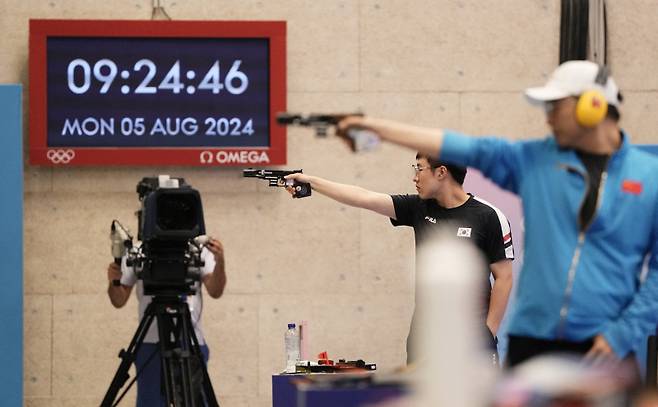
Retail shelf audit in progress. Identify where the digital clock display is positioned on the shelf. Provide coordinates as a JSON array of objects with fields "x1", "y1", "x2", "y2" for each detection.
[
  {"x1": 48, "y1": 37, "x2": 268, "y2": 147},
  {"x1": 30, "y1": 20, "x2": 286, "y2": 166}
]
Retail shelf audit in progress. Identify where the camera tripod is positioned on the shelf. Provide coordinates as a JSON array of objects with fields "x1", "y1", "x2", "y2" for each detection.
[{"x1": 101, "y1": 296, "x2": 220, "y2": 407}]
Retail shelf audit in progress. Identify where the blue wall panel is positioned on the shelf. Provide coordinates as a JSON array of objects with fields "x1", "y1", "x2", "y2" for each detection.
[{"x1": 0, "y1": 85, "x2": 23, "y2": 406}]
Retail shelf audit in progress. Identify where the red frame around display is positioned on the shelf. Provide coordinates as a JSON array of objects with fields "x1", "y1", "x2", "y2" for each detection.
[{"x1": 29, "y1": 19, "x2": 287, "y2": 166}]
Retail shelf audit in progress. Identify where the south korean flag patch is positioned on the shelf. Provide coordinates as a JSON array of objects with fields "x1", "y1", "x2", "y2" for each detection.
[{"x1": 457, "y1": 227, "x2": 472, "y2": 238}]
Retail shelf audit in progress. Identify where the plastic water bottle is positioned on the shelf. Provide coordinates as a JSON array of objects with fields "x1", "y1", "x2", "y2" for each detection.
[{"x1": 284, "y1": 323, "x2": 300, "y2": 373}]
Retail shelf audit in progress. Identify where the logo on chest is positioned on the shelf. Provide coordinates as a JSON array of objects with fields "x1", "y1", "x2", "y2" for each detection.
[
  {"x1": 424, "y1": 216, "x2": 437, "y2": 224},
  {"x1": 457, "y1": 227, "x2": 472, "y2": 238},
  {"x1": 621, "y1": 180, "x2": 643, "y2": 195}
]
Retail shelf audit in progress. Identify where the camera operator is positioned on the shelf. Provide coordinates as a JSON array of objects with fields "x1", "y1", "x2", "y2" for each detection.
[{"x1": 106, "y1": 236, "x2": 226, "y2": 407}]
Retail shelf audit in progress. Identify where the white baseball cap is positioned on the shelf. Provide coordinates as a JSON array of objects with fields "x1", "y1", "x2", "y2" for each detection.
[{"x1": 525, "y1": 60, "x2": 622, "y2": 107}]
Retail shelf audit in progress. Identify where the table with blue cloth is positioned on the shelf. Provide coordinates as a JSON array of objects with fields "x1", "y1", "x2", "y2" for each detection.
[{"x1": 272, "y1": 373, "x2": 407, "y2": 407}]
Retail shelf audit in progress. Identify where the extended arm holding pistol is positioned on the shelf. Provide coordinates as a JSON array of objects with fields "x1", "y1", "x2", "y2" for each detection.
[{"x1": 243, "y1": 168, "x2": 312, "y2": 198}]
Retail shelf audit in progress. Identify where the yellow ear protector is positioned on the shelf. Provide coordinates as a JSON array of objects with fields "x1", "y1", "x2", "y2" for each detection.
[{"x1": 575, "y1": 65, "x2": 609, "y2": 127}]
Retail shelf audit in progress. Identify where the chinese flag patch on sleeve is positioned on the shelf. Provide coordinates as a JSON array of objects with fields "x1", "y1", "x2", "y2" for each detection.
[{"x1": 622, "y1": 180, "x2": 643, "y2": 195}]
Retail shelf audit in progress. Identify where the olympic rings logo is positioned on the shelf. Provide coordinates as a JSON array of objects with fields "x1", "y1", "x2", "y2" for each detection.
[{"x1": 46, "y1": 149, "x2": 75, "y2": 164}]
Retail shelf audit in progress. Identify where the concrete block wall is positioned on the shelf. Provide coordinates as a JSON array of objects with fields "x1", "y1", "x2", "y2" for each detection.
[{"x1": 3, "y1": 0, "x2": 657, "y2": 406}]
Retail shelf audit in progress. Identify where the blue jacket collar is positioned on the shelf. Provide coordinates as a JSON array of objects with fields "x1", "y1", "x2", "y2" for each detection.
[{"x1": 549, "y1": 129, "x2": 629, "y2": 167}]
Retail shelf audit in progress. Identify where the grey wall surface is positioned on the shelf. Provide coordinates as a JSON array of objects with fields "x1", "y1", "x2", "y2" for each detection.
[{"x1": 3, "y1": 1, "x2": 658, "y2": 406}]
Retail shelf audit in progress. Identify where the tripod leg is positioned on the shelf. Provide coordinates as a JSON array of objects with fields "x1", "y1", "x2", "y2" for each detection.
[
  {"x1": 181, "y1": 304, "x2": 220, "y2": 407},
  {"x1": 101, "y1": 304, "x2": 157, "y2": 407},
  {"x1": 172, "y1": 303, "x2": 202, "y2": 406},
  {"x1": 156, "y1": 308, "x2": 184, "y2": 406},
  {"x1": 156, "y1": 301, "x2": 208, "y2": 406},
  {"x1": 137, "y1": 298, "x2": 220, "y2": 407},
  {"x1": 177, "y1": 307, "x2": 202, "y2": 406}
]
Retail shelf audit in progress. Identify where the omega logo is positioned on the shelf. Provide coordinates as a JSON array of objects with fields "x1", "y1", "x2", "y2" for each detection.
[{"x1": 199, "y1": 150, "x2": 270, "y2": 165}]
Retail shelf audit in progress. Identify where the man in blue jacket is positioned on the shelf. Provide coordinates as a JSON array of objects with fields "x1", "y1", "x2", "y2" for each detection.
[{"x1": 336, "y1": 60, "x2": 658, "y2": 367}]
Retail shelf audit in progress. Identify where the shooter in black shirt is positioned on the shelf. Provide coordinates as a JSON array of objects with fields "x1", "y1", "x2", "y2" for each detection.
[{"x1": 285, "y1": 153, "x2": 514, "y2": 363}]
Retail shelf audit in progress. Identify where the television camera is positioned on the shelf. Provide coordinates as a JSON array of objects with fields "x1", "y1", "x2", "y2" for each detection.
[
  {"x1": 243, "y1": 168, "x2": 312, "y2": 198},
  {"x1": 275, "y1": 112, "x2": 381, "y2": 152},
  {"x1": 103, "y1": 175, "x2": 219, "y2": 407},
  {"x1": 109, "y1": 175, "x2": 209, "y2": 296}
]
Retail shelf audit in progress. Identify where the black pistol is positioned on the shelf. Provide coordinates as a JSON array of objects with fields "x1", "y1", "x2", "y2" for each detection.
[
  {"x1": 276, "y1": 113, "x2": 362, "y2": 137},
  {"x1": 276, "y1": 112, "x2": 380, "y2": 152},
  {"x1": 243, "y1": 168, "x2": 312, "y2": 198}
]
